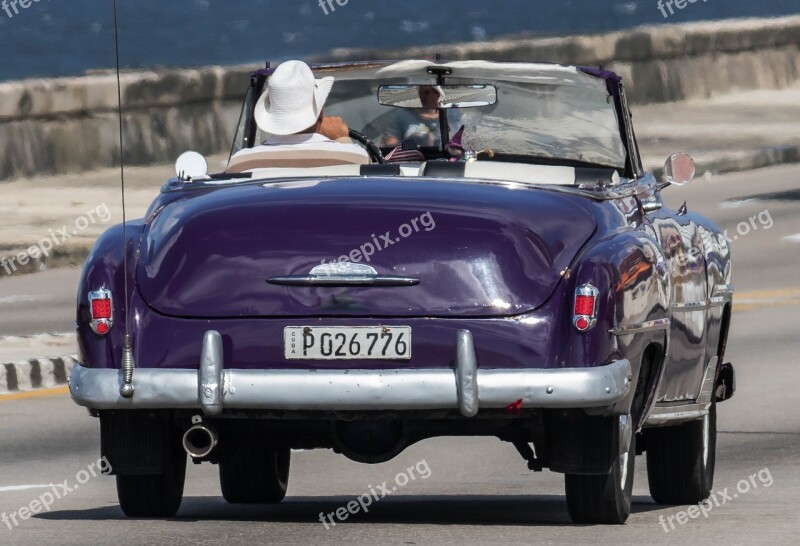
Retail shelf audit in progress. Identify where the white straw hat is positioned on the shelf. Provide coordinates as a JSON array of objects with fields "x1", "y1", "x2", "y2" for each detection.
[{"x1": 254, "y1": 60, "x2": 335, "y2": 135}]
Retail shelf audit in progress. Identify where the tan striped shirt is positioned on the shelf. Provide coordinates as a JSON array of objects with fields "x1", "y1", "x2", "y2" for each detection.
[{"x1": 227, "y1": 133, "x2": 370, "y2": 173}]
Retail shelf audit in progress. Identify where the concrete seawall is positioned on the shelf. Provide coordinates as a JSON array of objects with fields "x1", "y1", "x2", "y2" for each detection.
[
  {"x1": 0, "y1": 68, "x2": 247, "y2": 181},
  {"x1": 1, "y1": 16, "x2": 798, "y2": 181},
  {"x1": 321, "y1": 16, "x2": 800, "y2": 104}
]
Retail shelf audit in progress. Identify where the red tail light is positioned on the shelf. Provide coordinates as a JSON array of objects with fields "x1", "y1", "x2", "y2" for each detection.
[
  {"x1": 574, "y1": 295, "x2": 595, "y2": 316},
  {"x1": 89, "y1": 289, "x2": 113, "y2": 335},
  {"x1": 573, "y1": 284, "x2": 598, "y2": 332},
  {"x1": 91, "y1": 299, "x2": 112, "y2": 319}
]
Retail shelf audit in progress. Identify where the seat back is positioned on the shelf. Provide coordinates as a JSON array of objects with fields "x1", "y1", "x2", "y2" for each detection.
[{"x1": 227, "y1": 147, "x2": 369, "y2": 173}]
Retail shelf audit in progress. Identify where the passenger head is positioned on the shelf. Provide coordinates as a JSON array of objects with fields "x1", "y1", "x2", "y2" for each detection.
[
  {"x1": 419, "y1": 85, "x2": 444, "y2": 109},
  {"x1": 254, "y1": 60, "x2": 334, "y2": 135}
]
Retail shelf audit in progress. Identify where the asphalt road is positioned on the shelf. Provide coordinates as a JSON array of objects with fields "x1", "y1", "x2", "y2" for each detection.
[
  {"x1": 0, "y1": 268, "x2": 79, "y2": 338},
  {"x1": 1, "y1": 164, "x2": 799, "y2": 545}
]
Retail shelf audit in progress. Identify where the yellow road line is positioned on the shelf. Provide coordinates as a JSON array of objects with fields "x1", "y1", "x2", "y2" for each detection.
[
  {"x1": 0, "y1": 386, "x2": 69, "y2": 402},
  {"x1": 735, "y1": 288, "x2": 800, "y2": 299},
  {"x1": 734, "y1": 288, "x2": 800, "y2": 312}
]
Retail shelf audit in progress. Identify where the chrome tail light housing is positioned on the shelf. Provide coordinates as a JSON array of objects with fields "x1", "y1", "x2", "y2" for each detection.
[
  {"x1": 89, "y1": 289, "x2": 113, "y2": 335},
  {"x1": 573, "y1": 284, "x2": 598, "y2": 332}
]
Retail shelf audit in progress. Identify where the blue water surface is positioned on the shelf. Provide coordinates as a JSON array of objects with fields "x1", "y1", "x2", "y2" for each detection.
[{"x1": 0, "y1": 0, "x2": 797, "y2": 81}]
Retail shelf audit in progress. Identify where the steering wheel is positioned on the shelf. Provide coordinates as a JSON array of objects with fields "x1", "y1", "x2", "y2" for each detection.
[{"x1": 349, "y1": 129, "x2": 386, "y2": 164}]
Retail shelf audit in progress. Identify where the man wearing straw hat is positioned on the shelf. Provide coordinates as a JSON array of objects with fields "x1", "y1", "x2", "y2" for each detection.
[{"x1": 227, "y1": 60, "x2": 370, "y2": 172}]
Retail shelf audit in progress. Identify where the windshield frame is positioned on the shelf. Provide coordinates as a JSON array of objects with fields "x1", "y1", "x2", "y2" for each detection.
[{"x1": 231, "y1": 61, "x2": 639, "y2": 180}]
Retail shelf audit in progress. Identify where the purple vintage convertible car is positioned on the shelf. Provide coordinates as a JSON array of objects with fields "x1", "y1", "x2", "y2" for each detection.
[{"x1": 70, "y1": 60, "x2": 735, "y2": 524}]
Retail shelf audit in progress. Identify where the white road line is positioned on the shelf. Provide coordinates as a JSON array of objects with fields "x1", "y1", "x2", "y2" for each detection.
[
  {"x1": 782, "y1": 233, "x2": 800, "y2": 243},
  {"x1": 0, "y1": 295, "x2": 43, "y2": 305},
  {"x1": 0, "y1": 484, "x2": 55, "y2": 492},
  {"x1": 0, "y1": 332, "x2": 74, "y2": 343},
  {"x1": 720, "y1": 199, "x2": 757, "y2": 209}
]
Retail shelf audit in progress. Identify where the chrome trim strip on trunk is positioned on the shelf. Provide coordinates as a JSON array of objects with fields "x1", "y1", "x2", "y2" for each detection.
[
  {"x1": 609, "y1": 318, "x2": 671, "y2": 336},
  {"x1": 70, "y1": 332, "x2": 632, "y2": 416},
  {"x1": 268, "y1": 262, "x2": 419, "y2": 287},
  {"x1": 266, "y1": 275, "x2": 420, "y2": 287}
]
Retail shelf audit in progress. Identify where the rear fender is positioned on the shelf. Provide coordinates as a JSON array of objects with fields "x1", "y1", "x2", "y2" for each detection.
[
  {"x1": 564, "y1": 231, "x2": 670, "y2": 416},
  {"x1": 77, "y1": 221, "x2": 144, "y2": 368}
]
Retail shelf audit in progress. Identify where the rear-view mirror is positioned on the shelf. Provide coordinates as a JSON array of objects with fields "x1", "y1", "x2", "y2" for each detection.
[{"x1": 378, "y1": 84, "x2": 497, "y2": 109}]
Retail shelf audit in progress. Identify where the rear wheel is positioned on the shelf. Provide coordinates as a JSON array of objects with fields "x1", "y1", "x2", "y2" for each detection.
[
  {"x1": 116, "y1": 437, "x2": 187, "y2": 517},
  {"x1": 219, "y1": 434, "x2": 290, "y2": 504},
  {"x1": 565, "y1": 414, "x2": 635, "y2": 524},
  {"x1": 646, "y1": 402, "x2": 716, "y2": 504}
]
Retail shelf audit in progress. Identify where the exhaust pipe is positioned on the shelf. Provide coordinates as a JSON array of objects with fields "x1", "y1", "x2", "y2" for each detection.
[{"x1": 182, "y1": 423, "x2": 218, "y2": 458}]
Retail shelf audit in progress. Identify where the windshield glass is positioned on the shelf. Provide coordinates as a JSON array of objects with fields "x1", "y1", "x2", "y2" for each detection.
[{"x1": 316, "y1": 63, "x2": 627, "y2": 169}]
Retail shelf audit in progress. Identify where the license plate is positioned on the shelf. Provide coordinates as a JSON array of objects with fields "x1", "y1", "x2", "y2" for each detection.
[{"x1": 284, "y1": 326, "x2": 411, "y2": 360}]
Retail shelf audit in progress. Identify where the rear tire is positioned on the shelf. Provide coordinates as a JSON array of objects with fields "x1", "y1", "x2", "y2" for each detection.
[
  {"x1": 116, "y1": 438, "x2": 187, "y2": 517},
  {"x1": 565, "y1": 414, "x2": 636, "y2": 524},
  {"x1": 219, "y1": 435, "x2": 290, "y2": 504},
  {"x1": 646, "y1": 402, "x2": 716, "y2": 504}
]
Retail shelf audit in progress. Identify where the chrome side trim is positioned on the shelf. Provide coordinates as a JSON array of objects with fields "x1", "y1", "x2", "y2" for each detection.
[
  {"x1": 712, "y1": 284, "x2": 735, "y2": 297},
  {"x1": 645, "y1": 356, "x2": 718, "y2": 426},
  {"x1": 609, "y1": 318, "x2": 671, "y2": 336},
  {"x1": 696, "y1": 356, "x2": 719, "y2": 406},
  {"x1": 672, "y1": 288, "x2": 734, "y2": 312},
  {"x1": 645, "y1": 404, "x2": 709, "y2": 425},
  {"x1": 69, "y1": 354, "x2": 632, "y2": 414},
  {"x1": 456, "y1": 330, "x2": 479, "y2": 417},
  {"x1": 672, "y1": 301, "x2": 709, "y2": 311}
]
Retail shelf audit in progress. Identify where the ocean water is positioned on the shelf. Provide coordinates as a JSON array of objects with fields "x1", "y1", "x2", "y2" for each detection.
[{"x1": 0, "y1": 0, "x2": 797, "y2": 82}]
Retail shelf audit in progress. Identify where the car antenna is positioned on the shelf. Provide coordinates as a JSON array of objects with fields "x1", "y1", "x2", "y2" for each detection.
[{"x1": 112, "y1": 0, "x2": 136, "y2": 398}]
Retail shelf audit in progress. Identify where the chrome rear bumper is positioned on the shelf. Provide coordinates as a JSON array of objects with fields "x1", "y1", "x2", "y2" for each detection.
[{"x1": 70, "y1": 330, "x2": 632, "y2": 418}]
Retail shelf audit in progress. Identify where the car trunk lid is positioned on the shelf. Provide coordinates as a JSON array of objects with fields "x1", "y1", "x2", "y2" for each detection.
[{"x1": 136, "y1": 177, "x2": 596, "y2": 318}]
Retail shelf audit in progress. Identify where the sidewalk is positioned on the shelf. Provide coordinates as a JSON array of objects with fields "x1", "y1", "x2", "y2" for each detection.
[
  {"x1": 1, "y1": 86, "x2": 799, "y2": 377},
  {"x1": 635, "y1": 82, "x2": 800, "y2": 174}
]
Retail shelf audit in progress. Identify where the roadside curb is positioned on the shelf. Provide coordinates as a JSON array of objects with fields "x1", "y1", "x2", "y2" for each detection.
[
  {"x1": 0, "y1": 242, "x2": 93, "y2": 278},
  {"x1": 697, "y1": 145, "x2": 800, "y2": 176},
  {"x1": 648, "y1": 145, "x2": 800, "y2": 180},
  {"x1": 0, "y1": 355, "x2": 76, "y2": 395}
]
